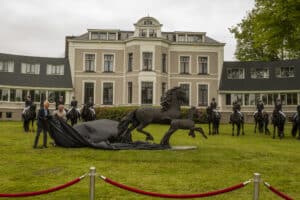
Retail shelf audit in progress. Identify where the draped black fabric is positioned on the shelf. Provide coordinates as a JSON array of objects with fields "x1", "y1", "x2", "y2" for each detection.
[{"x1": 48, "y1": 117, "x2": 168, "y2": 150}]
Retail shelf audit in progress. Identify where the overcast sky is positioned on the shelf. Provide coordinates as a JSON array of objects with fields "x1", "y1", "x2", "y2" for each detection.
[{"x1": 0, "y1": 0, "x2": 254, "y2": 61}]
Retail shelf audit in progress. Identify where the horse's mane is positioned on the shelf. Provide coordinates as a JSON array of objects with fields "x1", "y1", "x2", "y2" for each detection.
[{"x1": 160, "y1": 87, "x2": 179, "y2": 111}]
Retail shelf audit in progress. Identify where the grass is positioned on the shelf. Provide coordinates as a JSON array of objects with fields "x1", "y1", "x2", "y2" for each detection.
[{"x1": 0, "y1": 121, "x2": 299, "y2": 200}]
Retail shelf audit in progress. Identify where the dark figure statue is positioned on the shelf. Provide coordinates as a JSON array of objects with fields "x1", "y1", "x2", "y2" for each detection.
[
  {"x1": 160, "y1": 107, "x2": 207, "y2": 146},
  {"x1": 253, "y1": 99, "x2": 270, "y2": 134},
  {"x1": 66, "y1": 96, "x2": 81, "y2": 126},
  {"x1": 291, "y1": 105, "x2": 300, "y2": 139},
  {"x1": 22, "y1": 104, "x2": 37, "y2": 132},
  {"x1": 230, "y1": 100, "x2": 245, "y2": 136},
  {"x1": 81, "y1": 97, "x2": 96, "y2": 122},
  {"x1": 118, "y1": 87, "x2": 186, "y2": 142},
  {"x1": 272, "y1": 98, "x2": 286, "y2": 139},
  {"x1": 206, "y1": 98, "x2": 221, "y2": 135}
]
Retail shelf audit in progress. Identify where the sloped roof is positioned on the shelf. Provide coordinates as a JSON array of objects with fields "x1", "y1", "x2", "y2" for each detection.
[
  {"x1": 219, "y1": 59, "x2": 300, "y2": 91},
  {"x1": 0, "y1": 53, "x2": 73, "y2": 89}
]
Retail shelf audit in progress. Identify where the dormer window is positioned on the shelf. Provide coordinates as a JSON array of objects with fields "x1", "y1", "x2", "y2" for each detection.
[
  {"x1": 99, "y1": 32, "x2": 107, "y2": 40},
  {"x1": 47, "y1": 64, "x2": 64, "y2": 75},
  {"x1": 108, "y1": 33, "x2": 116, "y2": 40},
  {"x1": 0, "y1": 61, "x2": 14, "y2": 72},
  {"x1": 144, "y1": 19, "x2": 152, "y2": 25},
  {"x1": 276, "y1": 66, "x2": 295, "y2": 78},
  {"x1": 140, "y1": 29, "x2": 147, "y2": 37},
  {"x1": 149, "y1": 29, "x2": 156, "y2": 37},
  {"x1": 21, "y1": 63, "x2": 40, "y2": 75},
  {"x1": 178, "y1": 35, "x2": 185, "y2": 42}
]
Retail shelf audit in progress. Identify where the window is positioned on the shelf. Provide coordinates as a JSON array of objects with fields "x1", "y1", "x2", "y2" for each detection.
[
  {"x1": 227, "y1": 68, "x2": 244, "y2": 79},
  {"x1": 108, "y1": 33, "x2": 116, "y2": 40},
  {"x1": 47, "y1": 64, "x2": 64, "y2": 75},
  {"x1": 142, "y1": 52, "x2": 153, "y2": 71},
  {"x1": 180, "y1": 56, "x2": 190, "y2": 74},
  {"x1": 140, "y1": 29, "x2": 147, "y2": 37},
  {"x1": 141, "y1": 82, "x2": 153, "y2": 104},
  {"x1": 83, "y1": 83, "x2": 94, "y2": 104},
  {"x1": 6, "y1": 112, "x2": 12, "y2": 118},
  {"x1": 34, "y1": 90, "x2": 41, "y2": 103},
  {"x1": 0, "y1": 88, "x2": 9, "y2": 101},
  {"x1": 162, "y1": 54, "x2": 167, "y2": 73},
  {"x1": 178, "y1": 35, "x2": 186, "y2": 42},
  {"x1": 103, "y1": 82, "x2": 113, "y2": 105},
  {"x1": 231, "y1": 94, "x2": 243, "y2": 105},
  {"x1": 187, "y1": 35, "x2": 202, "y2": 42},
  {"x1": 161, "y1": 82, "x2": 167, "y2": 97},
  {"x1": 198, "y1": 84, "x2": 208, "y2": 106},
  {"x1": 128, "y1": 53, "x2": 133, "y2": 72},
  {"x1": 226, "y1": 94, "x2": 231, "y2": 105},
  {"x1": 287, "y1": 93, "x2": 298, "y2": 105},
  {"x1": 128, "y1": 82, "x2": 132, "y2": 104},
  {"x1": 85, "y1": 54, "x2": 95, "y2": 72},
  {"x1": 91, "y1": 32, "x2": 99, "y2": 40},
  {"x1": 99, "y1": 32, "x2": 107, "y2": 40},
  {"x1": 144, "y1": 19, "x2": 152, "y2": 25},
  {"x1": 0, "y1": 61, "x2": 14, "y2": 72},
  {"x1": 48, "y1": 90, "x2": 65, "y2": 104},
  {"x1": 149, "y1": 29, "x2": 156, "y2": 37},
  {"x1": 104, "y1": 54, "x2": 114, "y2": 72},
  {"x1": 180, "y1": 84, "x2": 190, "y2": 106},
  {"x1": 267, "y1": 94, "x2": 274, "y2": 105},
  {"x1": 244, "y1": 94, "x2": 256, "y2": 106},
  {"x1": 250, "y1": 68, "x2": 269, "y2": 79},
  {"x1": 198, "y1": 57, "x2": 208, "y2": 74},
  {"x1": 21, "y1": 63, "x2": 40, "y2": 74},
  {"x1": 10, "y1": 89, "x2": 22, "y2": 102},
  {"x1": 276, "y1": 67, "x2": 295, "y2": 78}
]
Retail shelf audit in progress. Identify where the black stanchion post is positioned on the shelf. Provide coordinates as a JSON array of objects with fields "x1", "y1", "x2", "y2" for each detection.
[{"x1": 89, "y1": 166, "x2": 96, "y2": 200}]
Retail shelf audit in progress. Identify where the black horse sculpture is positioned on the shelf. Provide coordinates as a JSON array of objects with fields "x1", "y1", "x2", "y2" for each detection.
[
  {"x1": 66, "y1": 107, "x2": 81, "y2": 126},
  {"x1": 291, "y1": 105, "x2": 300, "y2": 139},
  {"x1": 254, "y1": 110, "x2": 270, "y2": 134},
  {"x1": 206, "y1": 106, "x2": 221, "y2": 135},
  {"x1": 271, "y1": 109, "x2": 285, "y2": 139},
  {"x1": 118, "y1": 87, "x2": 185, "y2": 142},
  {"x1": 230, "y1": 105, "x2": 244, "y2": 136},
  {"x1": 160, "y1": 107, "x2": 207, "y2": 146},
  {"x1": 22, "y1": 104, "x2": 37, "y2": 132},
  {"x1": 81, "y1": 104, "x2": 96, "y2": 122}
]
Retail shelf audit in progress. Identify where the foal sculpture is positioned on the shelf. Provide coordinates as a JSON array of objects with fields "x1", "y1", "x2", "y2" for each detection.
[{"x1": 160, "y1": 107, "x2": 207, "y2": 146}]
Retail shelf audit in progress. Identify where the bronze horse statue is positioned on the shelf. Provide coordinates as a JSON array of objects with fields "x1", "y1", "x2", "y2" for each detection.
[
  {"x1": 118, "y1": 87, "x2": 186, "y2": 142},
  {"x1": 160, "y1": 107, "x2": 207, "y2": 146}
]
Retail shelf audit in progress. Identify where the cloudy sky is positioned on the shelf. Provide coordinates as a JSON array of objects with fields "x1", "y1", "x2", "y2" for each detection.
[{"x1": 0, "y1": 0, "x2": 254, "y2": 60}]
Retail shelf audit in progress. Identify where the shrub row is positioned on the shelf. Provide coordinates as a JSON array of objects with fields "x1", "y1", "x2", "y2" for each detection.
[{"x1": 95, "y1": 106, "x2": 208, "y2": 123}]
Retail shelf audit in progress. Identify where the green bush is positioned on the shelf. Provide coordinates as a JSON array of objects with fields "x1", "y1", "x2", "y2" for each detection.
[{"x1": 95, "y1": 106, "x2": 208, "y2": 123}]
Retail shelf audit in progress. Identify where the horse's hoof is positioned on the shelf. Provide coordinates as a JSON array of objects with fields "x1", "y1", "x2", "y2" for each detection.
[{"x1": 146, "y1": 135, "x2": 154, "y2": 141}]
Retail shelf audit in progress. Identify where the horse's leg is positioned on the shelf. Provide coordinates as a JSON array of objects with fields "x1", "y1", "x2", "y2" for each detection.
[
  {"x1": 237, "y1": 124, "x2": 240, "y2": 136},
  {"x1": 208, "y1": 122, "x2": 211, "y2": 135},
  {"x1": 254, "y1": 120, "x2": 257, "y2": 133},
  {"x1": 188, "y1": 129, "x2": 195, "y2": 138},
  {"x1": 273, "y1": 125, "x2": 276, "y2": 139},
  {"x1": 136, "y1": 123, "x2": 154, "y2": 141},
  {"x1": 160, "y1": 128, "x2": 177, "y2": 146},
  {"x1": 242, "y1": 121, "x2": 245, "y2": 135},
  {"x1": 194, "y1": 127, "x2": 208, "y2": 139},
  {"x1": 232, "y1": 124, "x2": 234, "y2": 136}
]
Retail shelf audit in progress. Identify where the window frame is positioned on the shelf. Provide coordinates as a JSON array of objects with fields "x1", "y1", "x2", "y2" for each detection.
[
  {"x1": 103, "y1": 53, "x2": 115, "y2": 72},
  {"x1": 250, "y1": 67, "x2": 269, "y2": 79},
  {"x1": 179, "y1": 56, "x2": 191, "y2": 74},
  {"x1": 197, "y1": 56, "x2": 209, "y2": 75},
  {"x1": 83, "y1": 53, "x2": 96, "y2": 72},
  {"x1": 102, "y1": 81, "x2": 114, "y2": 105},
  {"x1": 226, "y1": 68, "x2": 245, "y2": 79},
  {"x1": 142, "y1": 52, "x2": 153, "y2": 71}
]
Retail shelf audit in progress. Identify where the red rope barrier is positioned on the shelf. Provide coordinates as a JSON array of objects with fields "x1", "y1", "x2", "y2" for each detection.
[
  {"x1": 100, "y1": 176, "x2": 249, "y2": 199},
  {"x1": 264, "y1": 182, "x2": 294, "y2": 200},
  {"x1": 0, "y1": 177, "x2": 83, "y2": 198}
]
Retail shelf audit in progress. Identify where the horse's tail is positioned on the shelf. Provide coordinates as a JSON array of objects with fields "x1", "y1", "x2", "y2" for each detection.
[{"x1": 117, "y1": 109, "x2": 137, "y2": 135}]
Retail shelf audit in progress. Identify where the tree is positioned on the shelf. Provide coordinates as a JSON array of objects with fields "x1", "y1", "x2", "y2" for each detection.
[{"x1": 230, "y1": 0, "x2": 300, "y2": 61}]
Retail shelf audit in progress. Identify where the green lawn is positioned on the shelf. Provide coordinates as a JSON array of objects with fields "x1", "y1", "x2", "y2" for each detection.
[{"x1": 0, "y1": 121, "x2": 299, "y2": 200}]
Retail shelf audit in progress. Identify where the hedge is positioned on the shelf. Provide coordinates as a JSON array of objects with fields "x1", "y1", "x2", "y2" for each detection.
[{"x1": 95, "y1": 106, "x2": 208, "y2": 123}]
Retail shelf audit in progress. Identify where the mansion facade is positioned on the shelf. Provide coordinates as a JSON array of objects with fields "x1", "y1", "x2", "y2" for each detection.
[
  {"x1": 66, "y1": 16, "x2": 224, "y2": 108},
  {"x1": 0, "y1": 16, "x2": 299, "y2": 121}
]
